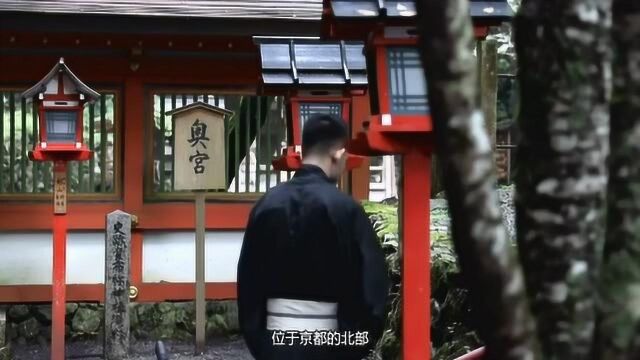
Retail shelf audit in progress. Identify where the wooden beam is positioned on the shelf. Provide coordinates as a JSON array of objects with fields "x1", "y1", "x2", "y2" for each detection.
[
  {"x1": 0, "y1": 13, "x2": 321, "y2": 37},
  {"x1": 0, "y1": 203, "x2": 252, "y2": 230},
  {"x1": 0, "y1": 283, "x2": 237, "y2": 303}
]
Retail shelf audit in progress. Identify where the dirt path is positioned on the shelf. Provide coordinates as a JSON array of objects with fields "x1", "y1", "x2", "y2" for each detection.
[{"x1": 11, "y1": 337, "x2": 253, "y2": 360}]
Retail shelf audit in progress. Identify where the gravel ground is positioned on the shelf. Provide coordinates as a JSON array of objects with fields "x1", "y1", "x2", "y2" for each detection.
[{"x1": 11, "y1": 336, "x2": 253, "y2": 360}]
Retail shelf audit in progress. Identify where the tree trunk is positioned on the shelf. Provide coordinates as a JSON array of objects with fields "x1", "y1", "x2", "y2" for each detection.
[
  {"x1": 595, "y1": 1, "x2": 640, "y2": 358},
  {"x1": 415, "y1": 1, "x2": 540, "y2": 359},
  {"x1": 513, "y1": 1, "x2": 611, "y2": 358}
]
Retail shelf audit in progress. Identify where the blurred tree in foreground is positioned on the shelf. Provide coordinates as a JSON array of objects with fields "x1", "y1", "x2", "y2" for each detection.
[
  {"x1": 514, "y1": 0, "x2": 611, "y2": 358},
  {"x1": 595, "y1": 1, "x2": 640, "y2": 359},
  {"x1": 411, "y1": 0, "x2": 640, "y2": 359},
  {"x1": 415, "y1": 0, "x2": 540, "y2": 359}
]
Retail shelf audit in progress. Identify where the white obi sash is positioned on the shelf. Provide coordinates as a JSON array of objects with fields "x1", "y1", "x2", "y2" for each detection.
[{"x1": 266, "y1": 298, "x2": 338, "y2": 332}]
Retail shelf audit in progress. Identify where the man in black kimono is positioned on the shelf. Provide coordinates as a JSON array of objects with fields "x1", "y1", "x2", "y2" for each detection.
[{"x1": 237, "y1": 113, "x2": 389, "y2": 360}]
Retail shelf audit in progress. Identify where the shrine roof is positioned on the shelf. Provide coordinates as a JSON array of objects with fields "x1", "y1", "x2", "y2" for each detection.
[
  {"x1": 254, "y1": 37, "x2": 368, "y2": 88},
  {"x1": 0, "y1": 0, "x2": 323, "y2": 20}
]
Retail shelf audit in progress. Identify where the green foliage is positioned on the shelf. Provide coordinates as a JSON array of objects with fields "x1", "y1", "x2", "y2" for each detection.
[
  {"x1": 363, "y1": 201, "x2": 401, "y2": 359},
  {"x1": 362, "y1": 201, "x2": 481, "y2": 360}
]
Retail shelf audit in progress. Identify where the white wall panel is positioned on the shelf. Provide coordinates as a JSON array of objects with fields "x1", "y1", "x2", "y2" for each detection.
[
  {"x1": 142, "y1": 231, "x2": 244, "y2": 283},
  {"x1": 67, "y1": 232, "x2": 105, "y2": 284},
  {"x1": 0, "y1": 231, "x2": 244, "y2": 285},
  {"x1": 0, "y1": 232, "x2": 105, "y2": 285}
]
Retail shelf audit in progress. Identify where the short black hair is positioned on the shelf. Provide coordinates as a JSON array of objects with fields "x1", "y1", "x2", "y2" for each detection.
[{"x1": 301, "y1": 113, "x2": 349, "y2": 156}]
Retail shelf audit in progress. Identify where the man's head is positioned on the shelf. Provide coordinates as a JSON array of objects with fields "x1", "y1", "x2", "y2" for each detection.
[{"x1": 301, "y1": 113, "x2": 349, "y2": 181}]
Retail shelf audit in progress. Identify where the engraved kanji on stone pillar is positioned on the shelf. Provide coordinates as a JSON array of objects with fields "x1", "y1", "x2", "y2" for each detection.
[{"x1": 104, "y1": 210, "x2": 132, "y2": 359}]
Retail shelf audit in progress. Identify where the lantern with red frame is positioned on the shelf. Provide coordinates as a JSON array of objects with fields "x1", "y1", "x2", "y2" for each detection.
[
  {"x1": 20, "y1": 57, "x2": 100, "y2": 360},
  {"x1": 254, "y1": 37, "x2": 369, "y2": 171},
  {"x1": 22, "y1": 57, "x2": 100, "y2": 162},
  {"x1": 321, "y1": 0, "x2": 514, "y2": 154},
  {"x1": 320, "y1": 3, "x2": 513, "y2": 360}
]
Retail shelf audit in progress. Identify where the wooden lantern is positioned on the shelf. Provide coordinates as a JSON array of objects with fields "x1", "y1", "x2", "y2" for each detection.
[
  {"x1": 319, "y1": 0, "x2": 514, "y2": 154},
  {"x1": 168, "y1": 101, "x2": 233, "y2": 191},
  {"x1": 254, "y1": 36, "x2": 368, "y2": 171},
  {"x1": 22, "y1": 57, "x2": 100, "y2": 162},
  {"x1": 20, "y1": 57, "x2": 101, "y2": 359},
  {"x1": 271, "y1": 90, "x2": 367, "y2": 171}
]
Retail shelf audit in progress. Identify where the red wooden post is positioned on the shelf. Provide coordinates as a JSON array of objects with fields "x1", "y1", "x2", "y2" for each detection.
[
  {"x1": 51, "y1": 161, "x2": 68, "y2": 360},
  {"x1": 402, "y1": 148, "x2": 431, "y2": 360}
]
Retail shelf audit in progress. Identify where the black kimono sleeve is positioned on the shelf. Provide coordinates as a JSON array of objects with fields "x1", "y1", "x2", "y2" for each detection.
[
  {"x1": 343, "y1": 205, "x2": 390, "y2": 358},
  {"x1": 237, "y1": 205, "x2": 269, "y2": 359}
]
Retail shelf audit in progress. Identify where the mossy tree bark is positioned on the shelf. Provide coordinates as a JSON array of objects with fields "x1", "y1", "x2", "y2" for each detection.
[
  {"x1": 595, "y1": 1, "x2": 640, "y2": 358},
  {"x1": 415, "y1": 1, "x2": 540, "y2": 359},
  {"x1": 513, "y1": 0, "x2": 611, "y2": 358}
]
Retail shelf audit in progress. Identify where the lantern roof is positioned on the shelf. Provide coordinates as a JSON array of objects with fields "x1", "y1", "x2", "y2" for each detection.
[
  {"x1": 327, "y1": 0, "x2": 513, "y2": 20},
  {"x1": 254, "y1": 37, "x2": 367, "y2": 88},
  {"x1": 165, "y1": 101, "x2": 234, "y2": 117},
  {"x1": 21, "y1": 58, "x2": 101, "y2": 102}
]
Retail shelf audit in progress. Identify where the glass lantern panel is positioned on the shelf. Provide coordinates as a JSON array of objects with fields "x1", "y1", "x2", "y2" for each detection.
[
  {"x1": 387, "y1": 47, "x2": 430, "y2": 114},
  {"x1": 299, "y1": 102, "x2": 343, "y2": 131},
  {"x1": 46, "y1": 111, "x2": 77, "y2": 143}
]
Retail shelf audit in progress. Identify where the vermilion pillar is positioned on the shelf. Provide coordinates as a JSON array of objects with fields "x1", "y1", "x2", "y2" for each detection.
[
  {"x1": 402, "y1": 148, "x2": 431, "y2": 360},
  {"x1": 51, "y1": 161, "x2": 68, "y2": 360},
  {"x1": 347, "y1": 127, "x2": 434, "y2": 359}
]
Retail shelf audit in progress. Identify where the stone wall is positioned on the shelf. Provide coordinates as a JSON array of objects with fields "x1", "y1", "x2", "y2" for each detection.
[{"x1": 4, "y1": 300, "x2": 239, "y2": 347}]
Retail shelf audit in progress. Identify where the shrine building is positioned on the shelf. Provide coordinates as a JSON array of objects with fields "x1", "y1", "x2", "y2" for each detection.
[{"x1": 0, "y1": 0, "x2": 511, "y2": 305}]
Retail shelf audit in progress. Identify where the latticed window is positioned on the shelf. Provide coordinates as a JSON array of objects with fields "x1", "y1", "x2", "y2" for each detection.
[
  {"x1": 387, "y1": 47, "x2": 430, "y2": 114},
  {"x1": 149, "y1": 92, "x2": 292, "y2": 198},
  {"x1": 299, "y1": 102, "x2": 342, "y2": 131},
  {"x1": 0, "y1": 90, "x2": 118, "y2": 196}
]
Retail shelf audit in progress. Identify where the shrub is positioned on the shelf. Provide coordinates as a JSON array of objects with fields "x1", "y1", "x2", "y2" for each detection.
[{"x1": 362, "y1": 201, "x2": 481, "y2": 360}]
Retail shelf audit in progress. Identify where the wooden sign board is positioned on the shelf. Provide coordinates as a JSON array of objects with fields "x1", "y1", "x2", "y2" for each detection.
[
  {"x1": 53, "y1": 162, "x2": 67, "y2": 214},
  {"x1": 169, "y1": 102, "x2": 233, "y2": 191}
]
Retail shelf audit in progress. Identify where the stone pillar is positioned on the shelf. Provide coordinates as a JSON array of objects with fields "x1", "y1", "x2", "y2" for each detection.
[{"x1": 104, "y1": 210, "x2": 133, "y2": 359}]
